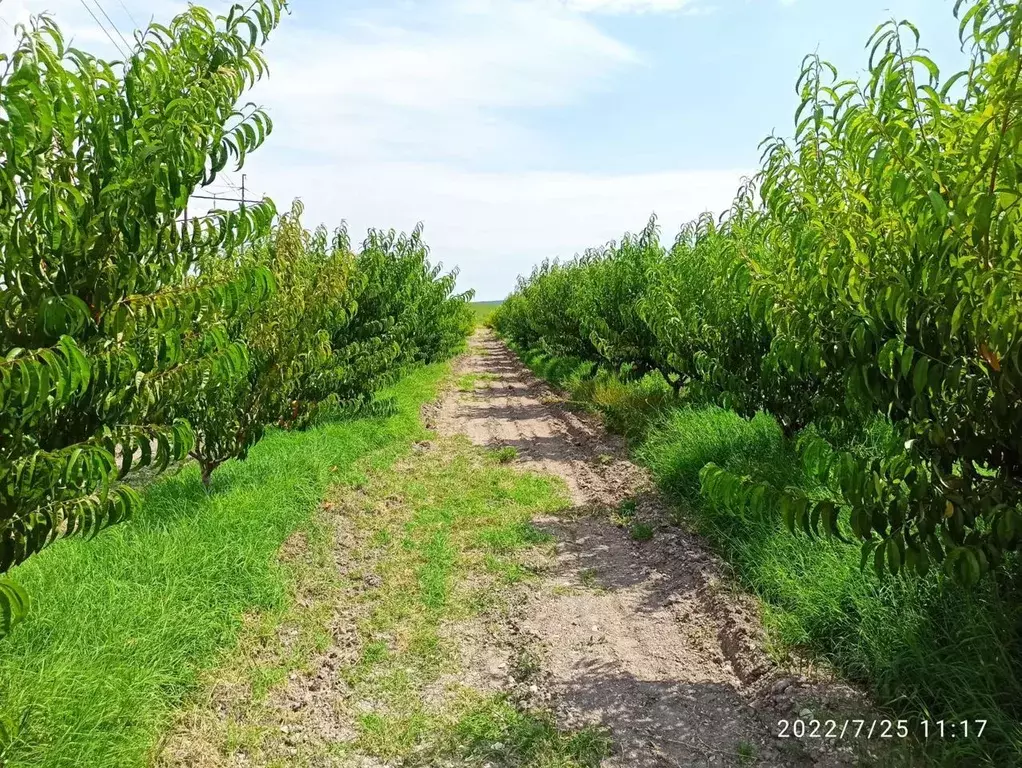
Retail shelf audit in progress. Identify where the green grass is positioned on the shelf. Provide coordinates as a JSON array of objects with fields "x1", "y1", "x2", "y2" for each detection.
[
  {"x1": 491, "y1": 445, "x2": 519, "y2": 464},
  {"x1": 513, "y1": 346, "x2": 673, "y2": 442},
  {"x1": 354, "y1": 690, "x2": 610, "y2": 768},
  {"x1": 164, "y1": 404, "x2": 607, "y2": 766},
  {"x1": 0, "y1": 364, "x2": 449, "y2": 768},
  {"x1": 457, "y1": 372, "x2": 500, "y2": 391},
  {"x1": 433, "y1": 694, "x2": 611, "y2": 767},
  {"x1": 736, "y1": 740, "x2": 757, "y2": 765},
  {"x1": 636, "y1": 404, "x2": 1022, "y2": 766},
  {"x1": 469, "y1": 300, "x2": 503, "y2": 326},
  {"x1": 628, "y1": 522, "x2": 654, "y2": 542},
  {"x1": 336, "y1": 437, "x2": 610, "y2": 764},
  {"x1": 506, "y1": 341, "x2": 1022, "y2": 767}
]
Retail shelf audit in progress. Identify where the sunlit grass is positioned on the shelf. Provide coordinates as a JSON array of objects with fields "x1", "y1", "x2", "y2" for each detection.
[
  {"x1": 0, "y1": 365, "x2": 449, "y2": 768},
  {"x1": 332, "y1": 434, "x2": 608, "y2": 764}
]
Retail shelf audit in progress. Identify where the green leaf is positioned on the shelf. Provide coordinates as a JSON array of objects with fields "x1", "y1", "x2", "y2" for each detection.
[
  {"x1": 927, "y1": 189, "x2": 948, "y2": 221},
  {"x1": 0, "y1": 580, "x2": 30, "y2": 639},
  {"x1": 912, "y1": 357, "x2": 930, "y2": 395}
]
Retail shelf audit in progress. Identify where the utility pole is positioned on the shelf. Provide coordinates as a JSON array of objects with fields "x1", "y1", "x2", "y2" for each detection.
[{"x1": 241, "y1": 174, "x2": 246, "y2": 212}]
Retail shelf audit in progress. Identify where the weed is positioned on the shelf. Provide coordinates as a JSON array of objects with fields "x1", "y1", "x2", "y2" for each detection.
[
  {"x1": 491, "y1": 446, "x2": 519, "y2": 464},
  {"x1": 510, "y1": 646, "x2": 543, "y2": 682},
  {"x1": 736, "y1": 740, "x2": 757, "y2": 764},
  {"x1": 361, "y1": 640, "x2": 390, "y2": 665},
  {"x1": 484, "y1": 555, "x2": 532, "y2": 584},
  {"x1": 608, "y1": 499, "x2": 639, "y2": 529},
  {"x1": 457, "y1": 372, "x2": 500, "y2": 392},
  {"x1": 630, "y1": 523, "x2": 654, "y2": 542},
  {"x1": 440, "y1": 695, "x2": 611, "y2": 767}
]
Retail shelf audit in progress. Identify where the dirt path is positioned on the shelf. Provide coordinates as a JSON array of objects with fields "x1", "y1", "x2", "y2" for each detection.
[
  {"x1": 433, "y1": 330, "x2": 859, "y2": 768},
  {"x1": 159, "y1": 331, "x2": 875, "y2": 768}
]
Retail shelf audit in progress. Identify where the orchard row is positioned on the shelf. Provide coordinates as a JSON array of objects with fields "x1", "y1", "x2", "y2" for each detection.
[
  {"x1": 494, "y1": 0, "x2": 1022, "y2": 587},
  {"x1": 0, "y1": 2, "x2": 473, "y2": 635}
]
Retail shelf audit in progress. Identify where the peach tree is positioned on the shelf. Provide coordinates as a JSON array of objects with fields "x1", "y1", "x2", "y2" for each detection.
[
  {"x1": 704, "y1": 0, "x2": 1022, "y2": 583},
  {"x1": 0, "y1": 1, "x2": 284, "y2": 633}
]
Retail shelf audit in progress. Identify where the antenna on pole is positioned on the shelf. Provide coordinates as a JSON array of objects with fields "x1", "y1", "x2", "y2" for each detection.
[{"x1": 241, "y1": 174, "x2": 246, "y2": 212}]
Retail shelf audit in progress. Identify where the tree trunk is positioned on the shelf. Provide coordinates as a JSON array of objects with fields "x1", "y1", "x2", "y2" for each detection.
[
  {"x1": 659, "y1": 368, "x2": 683, "y2": 397},
  {"x1": 190, "y1": 449, "x2": 218, "y2": 491}
]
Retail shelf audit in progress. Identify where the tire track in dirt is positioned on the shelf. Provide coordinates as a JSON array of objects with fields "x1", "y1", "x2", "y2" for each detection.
[{"x1": 434, "y1": 329, "x2": 867, "y2": 768}]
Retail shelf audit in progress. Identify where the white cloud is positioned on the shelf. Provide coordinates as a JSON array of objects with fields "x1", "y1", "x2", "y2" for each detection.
[
  {"x1": 4, "y1": 0, "x2": 745, "y2": 298},
  {"x1": 252, "y1": 0, "x2": 637, "y2": 165},
  {"x1": 244, "y1": 159, "x2": 749, "y2": 299}
]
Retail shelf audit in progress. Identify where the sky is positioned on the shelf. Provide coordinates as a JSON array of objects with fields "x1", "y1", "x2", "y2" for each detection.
[{"x1": 1, "y1": 0, "x2": 970, "y2": 299}]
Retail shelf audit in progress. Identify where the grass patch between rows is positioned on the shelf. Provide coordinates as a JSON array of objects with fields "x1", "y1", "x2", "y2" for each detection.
[
  {"x1": 132, "y1": 378, "x2": 610, "y2": 767},
  {"x1": 338, "y1": 437, "x2": 609, "y2": 766}
]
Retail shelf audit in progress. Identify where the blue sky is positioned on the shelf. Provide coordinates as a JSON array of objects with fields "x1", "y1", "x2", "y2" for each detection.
[{"x1": 4, "y1": 0, "x2": 969, "y2": 299}]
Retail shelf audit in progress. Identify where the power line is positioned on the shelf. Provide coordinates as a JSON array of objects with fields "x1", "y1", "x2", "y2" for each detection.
[
  {"x1": 191, "y1": 194, "x2": 248, "y2": 203},
  {"x1": 219, "y1": 172, "x2": 243, "y2": 196},
  {"x1": 199, "y1": 175, "x2": 261, "y2": 206},
  {"x1": 189, "y1": 194, "x2": 264, "y2": 206},
  {"x1": 202, "y1": 183, "x2": 241, "y2": 196},
  {"x1": 178, "y1": 197, "x2": 267, "y2": 226},
  {"x1": 77, "y1": 0, "x2": 127, "y2": 58},
  {"x1": 114, "y1": 0, "x2": 140, "y2": 31},
  {"x1": 87, "y1": 0, "x2": 133, "y2": 55}
]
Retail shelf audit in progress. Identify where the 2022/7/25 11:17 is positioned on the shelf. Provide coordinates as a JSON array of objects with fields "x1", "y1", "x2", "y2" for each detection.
[{"x1": 777, "y1": 719, "x2": 988, "y2": 740}]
